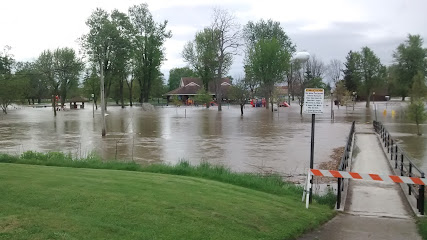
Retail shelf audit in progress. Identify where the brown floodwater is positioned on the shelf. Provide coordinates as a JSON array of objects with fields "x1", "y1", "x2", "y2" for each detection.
[{"x1": 1, "y1": 100, "x2": 424, "y2": 176}]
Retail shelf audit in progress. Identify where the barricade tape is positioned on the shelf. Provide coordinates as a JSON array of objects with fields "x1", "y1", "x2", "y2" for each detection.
[{"x1": 311, "y1": 169, "x2": 426, "y2": 185}]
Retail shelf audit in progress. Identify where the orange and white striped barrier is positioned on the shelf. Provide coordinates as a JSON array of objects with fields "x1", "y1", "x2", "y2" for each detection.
[{"x1": 311, "y1": 169, "x2": 426, "y2": 185}]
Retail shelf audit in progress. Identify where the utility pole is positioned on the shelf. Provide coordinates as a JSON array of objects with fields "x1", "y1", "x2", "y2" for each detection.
[{"x1": 99, "y1": 58, "x2": 106, "y2": 137}]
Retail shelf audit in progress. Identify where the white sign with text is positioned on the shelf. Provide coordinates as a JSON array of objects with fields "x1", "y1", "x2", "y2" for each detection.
[{"x1": 303, "y1": 88, "x2": 324, "y2": 114}]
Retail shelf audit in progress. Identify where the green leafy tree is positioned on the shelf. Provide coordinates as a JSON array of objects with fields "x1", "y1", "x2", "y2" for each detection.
[
  {"x1": 195, "y1": 89, "x2": 212, "y2": 108},
  {"x1": 182, "y1": 28, "x2": 218, "y2": 91},
  {"x1": 342, "y1": 51, "x2": 362, "y2": 93},
  {"x1": 82, "y1": 66, "x2": 100, "y2": 109},
  {"x1": 229, "y1": 79, "x2": 250, "y2": 115},
  {"x1": 410, "y1": 71, "x2": 427, "y2": 102},
  {"x1": 54, "y1": 48, "x2": 83, "y2": 107},
  {"x1": 0, "y1": 46, "x2": 17, "y2": 113},
  {"x1": 243, "y1": 19, "x2": 294, "y2": 111},
  {"x1": 151, "y1": 75, "x2": 167, "y2": 99},
  {"x1": 129, "y1": 3, "x2": 171, "y2": 103},
  {"x1": 408, "y1": 100, "x2": 427, "y2": 135},
  {"x1": 393, "y1": 34, "x2": 427, "y2": 101},
  {"x1": 246, "y1": 38, "x2": 290, "y2": 111},
  {"x1": 35, "y1": 50, "x2": 58, "y2": 115},
  {"x1": 110, "y1": 9, "x2": 134, "y2": 108},
  {"x1": 358, "y1": 47, "x2": 386, "y2": 108},
  {"x1": 81, "y1": 8, "x2": 117, "y2": 111},
  {"x1": 168, "y1": 67, "x2": 196, "y2": 91}
]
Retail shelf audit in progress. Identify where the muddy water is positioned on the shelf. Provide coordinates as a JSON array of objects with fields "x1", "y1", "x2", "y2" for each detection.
[
  {"x1": 373, "y1": 101, "x2": 427, "y2": 172},
  {"x1": 0, "y1": 101, "x2": 377, "y2": 177}
]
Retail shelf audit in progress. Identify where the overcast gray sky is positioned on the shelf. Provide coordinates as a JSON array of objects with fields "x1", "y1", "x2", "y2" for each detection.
[{"x1": 1, "y1": 0, "x2": 427, "y2": 81}]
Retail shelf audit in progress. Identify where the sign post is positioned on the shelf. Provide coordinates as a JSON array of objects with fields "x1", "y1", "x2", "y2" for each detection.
[{"x1": 303, "y1": 88, "x2": 324, "y2": 203}]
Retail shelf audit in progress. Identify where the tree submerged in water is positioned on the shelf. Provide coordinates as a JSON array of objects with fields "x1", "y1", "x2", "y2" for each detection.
[
  {"x1": 407, "y1": 71, "x2": 427, "y2": 136},
  {"x1": 407, "y1": 100, "x2": 427, "y2": 136}
]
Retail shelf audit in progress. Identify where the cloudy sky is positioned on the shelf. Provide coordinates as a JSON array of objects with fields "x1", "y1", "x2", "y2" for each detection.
[{"x1": 1, "y1": 0, "x2": 427, "y2": 81}]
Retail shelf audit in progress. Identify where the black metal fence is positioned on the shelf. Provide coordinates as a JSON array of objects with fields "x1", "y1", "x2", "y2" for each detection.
[
  {"x1": 373, "y1": 120, "x2": 425, "y2": 215},
  {"x1": 336, "y1": 121, "x2": 355, "y2": 209}
]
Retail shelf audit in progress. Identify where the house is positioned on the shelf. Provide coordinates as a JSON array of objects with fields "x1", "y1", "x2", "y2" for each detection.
[{"x1": 164, "y1": 77, "x2": 232, "y2": 104}]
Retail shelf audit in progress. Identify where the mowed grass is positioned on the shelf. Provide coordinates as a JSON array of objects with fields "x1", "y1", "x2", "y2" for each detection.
[
  {"x1": 417, "y1": 206, "x2": 427, "y2": 240},
  {"x1": 0, "y1": 163, "x2": 335, "y2": 240}
]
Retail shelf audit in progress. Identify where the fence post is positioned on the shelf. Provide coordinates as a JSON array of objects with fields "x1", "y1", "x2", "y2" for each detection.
[
  {"x1": 385, "y1": 133, "x2": 388, "y2": 147},
  {"x1": 387, "y1": 135, "x2": 390, "y2": 153},
  {"x1": 337, "y1": 178, "x2": 341, "y2": 209},
  {"x1": 420, "y1": 173, "x2": 425, "y2": 215},
  {"x1": 401, "y1": 154, "x2": 404, "y2": 176},
  {"x1": 395, "y1": 154, "x2": 399, "y2": 169},
  {"x1": 409, "y1": 163, "x2": 412, "y2": 196},
  {"x1": 395, "y1": 145, "x2": 398, "y2": 160},
  {"x1": 390, "y1": 140, "x2": 394, "y2": 160}
]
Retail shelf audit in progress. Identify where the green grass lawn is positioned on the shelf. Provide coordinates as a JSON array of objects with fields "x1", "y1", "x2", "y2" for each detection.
[
  {"x1": 418, "y1": 205, "x2": 427, "y2": 240},
  {"x1": 0, "y1": 163, "x2": 335, "y2": 240}
]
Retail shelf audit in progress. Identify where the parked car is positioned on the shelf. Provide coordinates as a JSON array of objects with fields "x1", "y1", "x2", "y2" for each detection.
[{"x1": 279, "y1": 101, "x2": 290, "y2": 107}]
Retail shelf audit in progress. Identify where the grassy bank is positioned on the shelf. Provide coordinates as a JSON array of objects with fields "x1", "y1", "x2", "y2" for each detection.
[
  {"x1": 0, "y1": 151, "x2": 335, "y2": 205},
  {"x1": 418, "y1": 208, "x2": 427, "y2": 239},
  {"x1": 0, "y1": 152, "x2": 336, "y2": 240}
]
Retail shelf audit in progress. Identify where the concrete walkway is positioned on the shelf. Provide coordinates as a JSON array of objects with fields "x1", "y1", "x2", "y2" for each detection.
[{"x1": 298, "y1": 125, "x2": 421, "y2": 240}]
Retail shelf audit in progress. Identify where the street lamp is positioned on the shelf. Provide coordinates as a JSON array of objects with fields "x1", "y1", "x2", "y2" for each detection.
[
  {"x1": 294, "y1": 51, "x2": 315, "y2": 203},
  {"x1": 331, "y1": 91, "x2": 334, "y2": 120}
]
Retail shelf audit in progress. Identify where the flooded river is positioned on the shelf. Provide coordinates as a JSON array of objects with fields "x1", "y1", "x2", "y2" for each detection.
[{"x1": 1, "y1": 100, "x2": 425, "y2": 176}]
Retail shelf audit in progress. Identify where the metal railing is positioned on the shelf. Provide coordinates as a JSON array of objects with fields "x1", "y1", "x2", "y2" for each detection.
[
  {"x1": 336, "y1": 121, "x2": 355, "y2": 209},
  {"x1": 373, "y1": 120, "x2": 425, "y2": 215}
]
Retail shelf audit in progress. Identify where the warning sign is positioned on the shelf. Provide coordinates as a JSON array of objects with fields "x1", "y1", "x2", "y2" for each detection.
[{"x1": 303, "y1": 88, "x2": 324, "y2": 114}]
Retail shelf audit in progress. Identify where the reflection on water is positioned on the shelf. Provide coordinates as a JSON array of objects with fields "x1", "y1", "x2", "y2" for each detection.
[{"x1": 5, "y1": 101, "x2": 423, "y2": 176}]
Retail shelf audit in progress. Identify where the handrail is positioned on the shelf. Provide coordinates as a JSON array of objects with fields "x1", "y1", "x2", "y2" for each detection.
[
  {"x1": 373, "y1": 120, "x2": 425, "y2": 215},
  {"x1": 336, "y1": 121, "x2": 355, "y2": 209}
]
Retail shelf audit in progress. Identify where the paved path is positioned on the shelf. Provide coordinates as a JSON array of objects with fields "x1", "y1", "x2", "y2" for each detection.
[{"x1": 298, "y1": 124, "x2": 421, "y2": 240}]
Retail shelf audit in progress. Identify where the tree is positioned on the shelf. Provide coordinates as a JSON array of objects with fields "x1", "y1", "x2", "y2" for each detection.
[
  {"x1": 246, "y1": 38, "x2": 290, "y2": 111},
  {"x1": 151, "y1": 75, "x2": 167, "y2": 100},
  {"x1": 343, "y1": 51, "x2": 361, "y2": 93},
  {"x1": 210, "y1": 7, "x2": 241, "y2": 111},
  {"x1": 393, "y1": 34, "x2": 427, "y2": 101},
  {"x1": 0, "y1": 46, "x2": 18, "y2": 114},
  {"x1": 358, "y1": 47, "x2": 386, "y2": 108},
  {"x1": 407, "y1": 100, "x2": 427, "y2": 135},
  {"x1": 229, "y1": 79, "x2": 250, "y2": 115},
  {"x1": 243, "y1": 19, "x2": 294, "y2": 111},
  {"x1": 195, "y1": 89, "x2": 212, "y2": 108},
  {"x1": 35, "y1": 48, "x2": 83, "y2": 115},
  {"x1": 129, "y1": 3, "x2": 171, "y2": 103},
  {"x1": 110, "y1": 9, "x2": 133, "y2": 108},
  {"x1": 82, "y1": 66, "x2": 100, "y2": 109},
  {"x1": 334, "y1": 80, "x2": 349, "y2": 108},
  {"x1": 14, "y1": 61, "x2": 47, "y2": 105},
  {"x1": 35, "y1": 50, "x2": 59, "y2": 115},
  {"x1": 327, "y1": 59, "x2": 342, "y2": 86},
  {"x1": 410, "y1": 71, "x2": 427, "y2": 102},
  {"x1": 54, "y1": 48, "x2": 83, "y2": 107},
  {"x1": 182, "y1": 28, "x2": 218, "y2": 92},
  {"x1": 168, "y1": 67, "x2": 196, "y2": 91}
]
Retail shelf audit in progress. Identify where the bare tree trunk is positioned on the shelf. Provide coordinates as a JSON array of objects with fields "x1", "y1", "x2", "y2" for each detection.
[
  {"x1": 52, "y1": 96, "x2": 57, "y2": 117},
  {"x1": 366, "y1": 93, "x2": 371, "y2": 108},
  {"x1": 120, "y1": 80, "x2": 124, "y2": 108},
  {"x1": 129, "y1": 82, "x2": 133, "y2": 107},
  {"x1": 417, "y1": 122, "x2": 421, "y2": 135}
]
